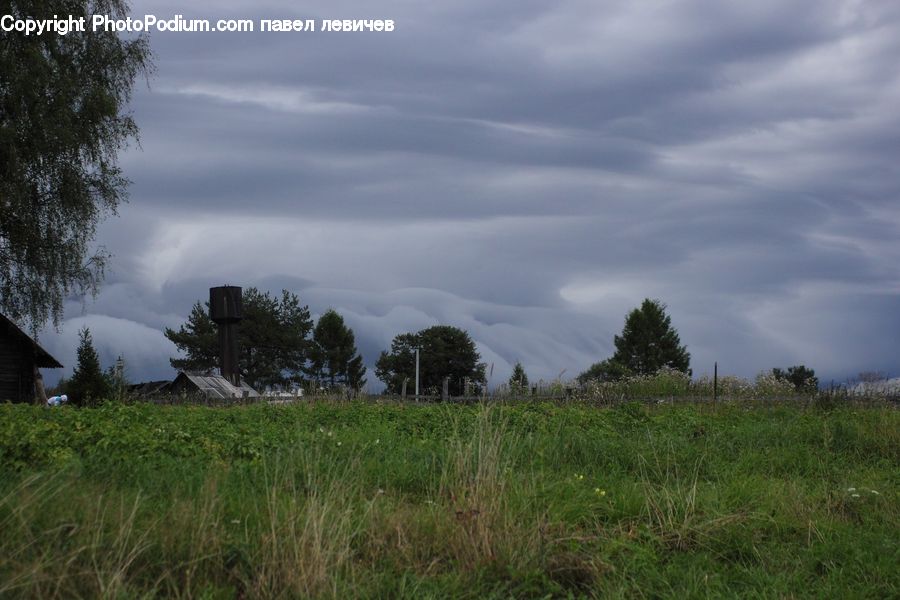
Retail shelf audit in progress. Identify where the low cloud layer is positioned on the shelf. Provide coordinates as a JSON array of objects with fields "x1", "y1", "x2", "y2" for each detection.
[{"x1": 36, "y1": 0, "x2": 900, "y2": 389}]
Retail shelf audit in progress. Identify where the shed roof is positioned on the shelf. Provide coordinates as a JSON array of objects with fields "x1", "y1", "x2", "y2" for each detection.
[
  {"x1": 173, "y1": 372, "x2": 259, "y2": 399},
  {"x1": 128, "y1": 380, "x2": 172, "y2": 396},
  {"x1": 0, "y1": 313, "x2": 63, "y2": 368}
]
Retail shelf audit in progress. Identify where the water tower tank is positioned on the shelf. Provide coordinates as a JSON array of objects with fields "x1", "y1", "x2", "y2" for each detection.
[{"x1": 210, "y1": 286, "x2": 242, "y2": 323}]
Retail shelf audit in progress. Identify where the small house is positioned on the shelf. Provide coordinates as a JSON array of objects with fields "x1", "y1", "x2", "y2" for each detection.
[{"x1": 0, "y1": 313, "x2": 63, "y2": 403}]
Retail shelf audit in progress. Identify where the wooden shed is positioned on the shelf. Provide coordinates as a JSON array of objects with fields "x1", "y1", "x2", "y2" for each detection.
[{"x1": 0, "y1": 313, "x2": 63, "y2": 403}]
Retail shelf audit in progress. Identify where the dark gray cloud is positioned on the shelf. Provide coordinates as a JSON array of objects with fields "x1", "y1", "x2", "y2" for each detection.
[{"x1": 38, "y1": 0, "x2": 900, "y2": 389}]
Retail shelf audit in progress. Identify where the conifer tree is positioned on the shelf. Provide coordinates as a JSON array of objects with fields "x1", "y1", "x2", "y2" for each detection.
[
  {"x1": 311, "y1": 309, "x2": 366, "y2": 389},
  {"x1": 347, "y1": 354, "x2": 368, "y2": 391},
  {"x1": 68, "y1": 327, "x2": 111, "y2": 406},
  {"x1": 165, "y1": 288, "x2": 313, "y2": 389},
  {"x1": 611, "y1": 299, "x2": 690, "y2": 375},
  {"x1": 509, "y1": 362, "x2": 529, "y2": 392}
]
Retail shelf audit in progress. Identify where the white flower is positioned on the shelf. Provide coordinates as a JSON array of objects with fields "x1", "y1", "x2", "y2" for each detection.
[
  {"x1": 851, "y1": 493, "x2": 861, "y2": 498},
  {"x1": 847, "y1": 487, "x2": 856, "y2": 492}
]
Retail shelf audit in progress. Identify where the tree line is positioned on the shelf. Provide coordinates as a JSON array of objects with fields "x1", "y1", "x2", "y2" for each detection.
[
  {"x1": 162, "y1": 295, "x2": 700, "y2": 395},
  {"x1": 59, "y1": 293, "x2": 821, "y2": 405},
  {"x1": 164, "y1": 289, "x2": 490, "y2": 396}
]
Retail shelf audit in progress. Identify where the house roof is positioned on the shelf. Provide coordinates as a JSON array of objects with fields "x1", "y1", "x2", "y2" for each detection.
[
  {"x1": 0, "y1": 313, "x2": 63, "y2": 368},
  {"x1": 173, "y1": 372, "x2": 259, "y2": 399},
  {"x1": 127, "y1": 380, "x2": 172, "y2": 396}
]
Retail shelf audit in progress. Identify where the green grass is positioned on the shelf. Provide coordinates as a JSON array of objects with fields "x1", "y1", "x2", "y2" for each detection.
[{"x1": 0, "y1": 399, "x2": 897, "y2": 598}]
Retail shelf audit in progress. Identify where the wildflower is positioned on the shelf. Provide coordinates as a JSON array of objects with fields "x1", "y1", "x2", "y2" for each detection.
[
  {"x1": 575, "y1": 474, "x2": 584, "y2": 481},
  {"x1": 337, "y1": 441, "x2": 342, "y2": 446},
  {"x1": 230, "y1": 519, "x2": 241, "y2": 524},
  {"x1": 851, "y1": 493, "x2": 860, "y2": 498},
  {"x1": 847, "y1": 487, "x2": 856, "y2": 492},
  {"x1": 375, "y1": 438, "x2": 380, "y2": 444},
  {"x1": 594, "y1": 488, "x2": 606, "y2": 496},
  {"x1": 871, "y1": 490, "x2": 879, "y2": 495},
  {"x1": 319, "y1": 426, "x2": 324, "y2": 433}
]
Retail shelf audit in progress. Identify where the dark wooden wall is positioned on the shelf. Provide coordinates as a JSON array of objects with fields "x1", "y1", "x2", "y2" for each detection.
[{"x1": 0, "y1": 332, "x2": 34, "y2": 403}]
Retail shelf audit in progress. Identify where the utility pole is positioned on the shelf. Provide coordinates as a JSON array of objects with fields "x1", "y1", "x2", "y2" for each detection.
[{"x1": 415, "y1": 348, "x2": 420, "y2": 399}]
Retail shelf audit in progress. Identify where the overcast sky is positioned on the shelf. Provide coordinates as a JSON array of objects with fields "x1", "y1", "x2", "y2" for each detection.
[{"x1": 38, "y1": 0, "x2": 900, "y2": 389}]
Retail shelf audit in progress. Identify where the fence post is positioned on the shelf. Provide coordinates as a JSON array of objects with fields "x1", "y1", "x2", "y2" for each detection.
[
  {"x1": 713, "y1": 362, "x2": 718, "y2": 406},
  {"x1": 442, "y1": 377, "x2": 449, "y2": 402},
  {"x1": 401, "y1": 378, "x2": 407, "y2": 401}
]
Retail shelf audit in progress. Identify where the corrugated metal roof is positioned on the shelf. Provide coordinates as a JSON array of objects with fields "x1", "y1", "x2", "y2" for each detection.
[
  {"x1": 128, "y1": 380, "x2": 172, "y2": 396},
  {"x1": 173, "y1": 372, "x2": 259, "y2": 399}
]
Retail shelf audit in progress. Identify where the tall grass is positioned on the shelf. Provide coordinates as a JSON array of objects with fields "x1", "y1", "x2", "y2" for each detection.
[{"x1": 0, "y1": 401, "x2": 897, "y2": 598}]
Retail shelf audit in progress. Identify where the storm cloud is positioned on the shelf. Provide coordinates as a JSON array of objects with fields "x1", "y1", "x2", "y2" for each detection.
[{"x1": 37, "y1": 0, "x2": 900, "y2": 389}]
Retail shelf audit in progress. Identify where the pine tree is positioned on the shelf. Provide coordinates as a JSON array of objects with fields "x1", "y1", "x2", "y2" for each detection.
[
  {"x1": 164, "y1": 288, "x2": 314, "y2": 389},
  {"x1": 68, "y1": 328, "x2": 111, "y2": 406},
  {"x1": 311, "y1": 309, "x2": 366, "y2": 389},
  {"x1": 164, "y1": 302, "x2": 218, "y2": 372},
  {"x1": 347, "y1": 355, "x2": 368, "y2": 390},
  {"x1": 611, "y1": 299, "x2": 690, "y2": 375},
  {"x1": 509, "y1": 362, "x2": 529, "y2": 392}
]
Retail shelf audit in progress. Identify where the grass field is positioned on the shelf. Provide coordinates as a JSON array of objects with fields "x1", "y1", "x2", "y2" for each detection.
[{"x1": 1, "y1": 399, "x2": 897, "y2": 598}]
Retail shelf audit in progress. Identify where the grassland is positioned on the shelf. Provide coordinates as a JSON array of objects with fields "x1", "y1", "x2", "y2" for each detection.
[{"x1": 1, "y1": 399, "x2": 897, "y2": 598}]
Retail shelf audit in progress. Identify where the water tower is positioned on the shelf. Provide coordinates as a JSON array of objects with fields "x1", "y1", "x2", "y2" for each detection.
[{"x1": 209, "y1": 286, "x2": 242, "y2": 386}]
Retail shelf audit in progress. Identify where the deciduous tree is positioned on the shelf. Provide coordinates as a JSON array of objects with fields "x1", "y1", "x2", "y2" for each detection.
[
  {"x1": 0, "y1": 0, "x2": 152, "y2": 331},
  {"x1": 577, "y1": 358, "x2": 632, "y2": 384},
  {"x1": 376, "y1": 325, "x2": 485, "y2": 396},
  {"x1": 773, "y1": 365, "x2": 818, "y2": 394}
]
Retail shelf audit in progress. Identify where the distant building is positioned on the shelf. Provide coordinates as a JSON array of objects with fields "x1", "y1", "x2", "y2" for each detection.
[
  {"x1": 0, "y1": 313, "x2": 63, "y2": 403},
  {"x1": 130, "y1": 286, "x2": 262, "y2": 402},
  {"x1": 169, "y1": 372, "x2": 259, "y2": 400},
  {"x1": 127, "y1": 380, "x2": 172, "y2": 397}
]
